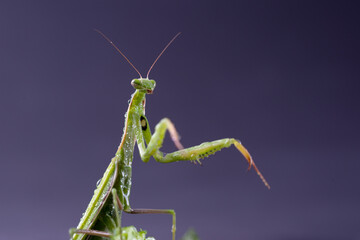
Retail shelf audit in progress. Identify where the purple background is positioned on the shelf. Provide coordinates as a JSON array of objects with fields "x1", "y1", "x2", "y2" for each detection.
[{"x1": 0, "y1": 1, "x2": 359, "y2": 239}]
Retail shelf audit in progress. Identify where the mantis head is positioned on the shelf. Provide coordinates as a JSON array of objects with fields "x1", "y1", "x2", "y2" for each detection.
[{"x1": 131, "y1": 78, "x2": 156, "y2": 94}]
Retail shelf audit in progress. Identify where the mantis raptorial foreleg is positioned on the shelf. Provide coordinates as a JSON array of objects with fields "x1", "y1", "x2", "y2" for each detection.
[
  {"x1": 137, "y1": 117, "x2": 184, "y2": 162},
  {"x1": 137, "y1": 117, "x2": 270, "y2": 189}
]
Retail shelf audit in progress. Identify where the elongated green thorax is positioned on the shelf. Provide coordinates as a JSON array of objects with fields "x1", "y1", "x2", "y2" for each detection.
[
  {"x1": 114, "y1": 89, "x2": 148, "y2": 210},
  {"x1": 113, "y1": 78, "x2": 156, "y2": 209}
]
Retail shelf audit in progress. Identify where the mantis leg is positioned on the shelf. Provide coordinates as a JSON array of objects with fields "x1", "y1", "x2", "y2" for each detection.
[
  {"x1": 137, "y1": 117, "x2": 184, "y2": 162},
  {"x1": 137, "y1": 117, "x2": 270, "y2": 189},
  {"x1": 125, "y1": 209, "x2": 175, "y2": 240},
  {"x1": 69, "y1": 228, "x2": 111, "y2": 239},
  {"x1": 113, "y1": 192, "x2": 176, "y2": 240}
]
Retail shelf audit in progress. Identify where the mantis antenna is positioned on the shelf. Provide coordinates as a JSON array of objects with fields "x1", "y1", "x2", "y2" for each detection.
[
  {"x1": 94, "y1": 29, "x2": 143, "y2": 79},
  {"x1": 146, "y1": 32, "x2": 181, "y2": 79}
]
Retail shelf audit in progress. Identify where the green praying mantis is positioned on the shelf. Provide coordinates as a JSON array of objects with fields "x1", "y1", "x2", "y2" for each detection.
[{"x1": 69, "y1": 31, "x2": 270, "y2": 240}]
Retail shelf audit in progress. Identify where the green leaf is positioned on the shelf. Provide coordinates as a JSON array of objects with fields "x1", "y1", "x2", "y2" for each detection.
[
  {"x1": 120, "y1": 226, "x2": 155, "y2": 240},
  {"x1": 180, "y1": 228, "x2": 200, "y2": 240}
]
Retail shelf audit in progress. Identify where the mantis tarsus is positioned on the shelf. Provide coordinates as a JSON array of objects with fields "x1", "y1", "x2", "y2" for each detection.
[{"x1": 70, "y1": 30, "x2": 270, "y2": 240}]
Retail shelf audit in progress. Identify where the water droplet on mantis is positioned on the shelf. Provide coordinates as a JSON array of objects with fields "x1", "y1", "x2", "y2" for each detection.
[{"x1": 96, "y1": 178, "x2": 102, "y2": 187}]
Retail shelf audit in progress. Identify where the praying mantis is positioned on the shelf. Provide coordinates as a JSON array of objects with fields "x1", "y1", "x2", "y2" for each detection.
[{"x1": 69, "y1": 30, "x2": 270, "y2": 240}]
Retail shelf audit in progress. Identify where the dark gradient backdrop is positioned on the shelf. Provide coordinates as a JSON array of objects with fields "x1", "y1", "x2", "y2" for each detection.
[{"x1": 0, "y1": 1, "x2": 359, "y2": 240}]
